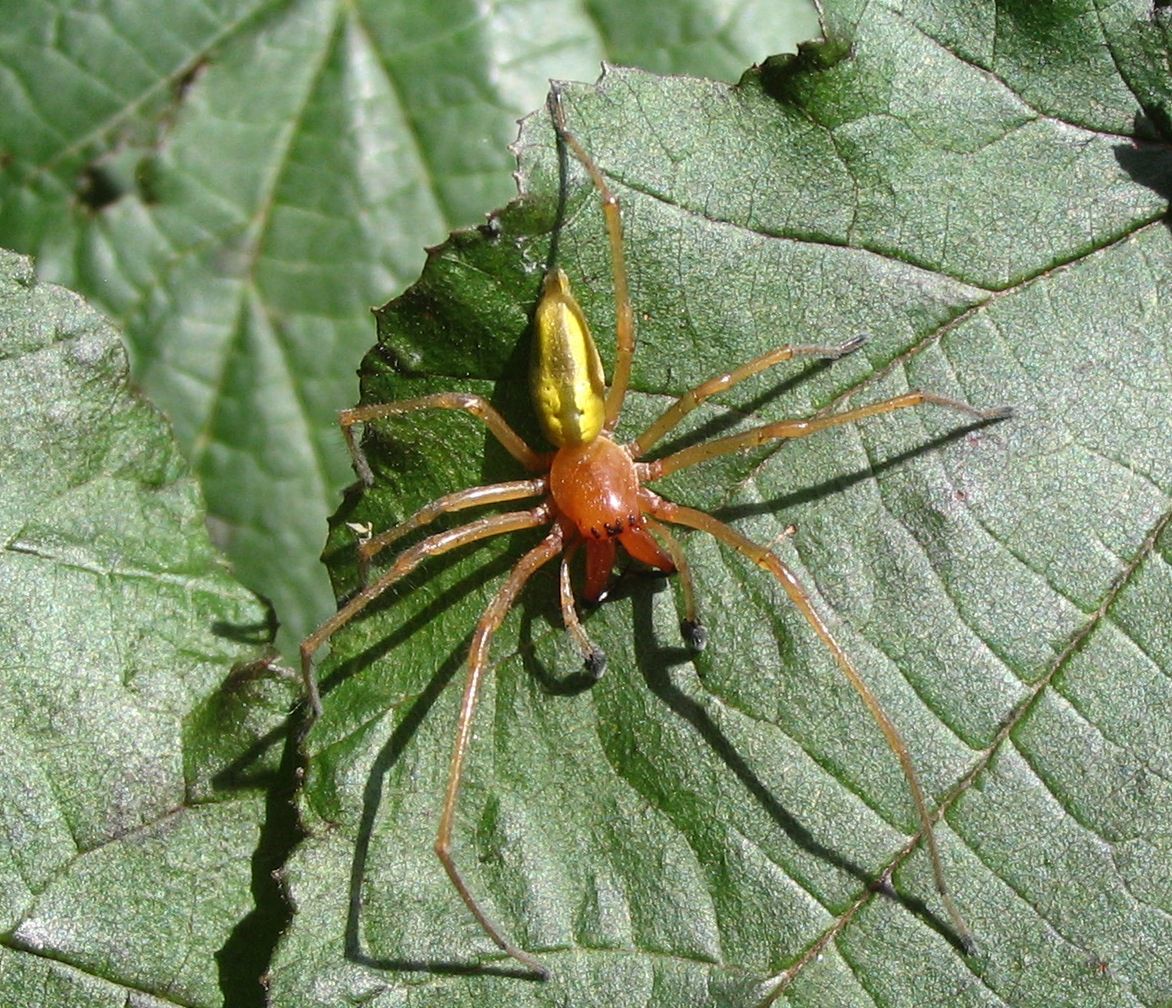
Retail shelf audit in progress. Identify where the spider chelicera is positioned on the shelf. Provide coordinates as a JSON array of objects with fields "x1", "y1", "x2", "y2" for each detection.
[{"x1": 300, "y1": 88, "x2": 1010, "y2": 978}]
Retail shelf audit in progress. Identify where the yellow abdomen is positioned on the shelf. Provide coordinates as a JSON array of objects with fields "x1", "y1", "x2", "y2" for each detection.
[{"x1": 530, "y1": 269, "x2": 606, "y2": 447}]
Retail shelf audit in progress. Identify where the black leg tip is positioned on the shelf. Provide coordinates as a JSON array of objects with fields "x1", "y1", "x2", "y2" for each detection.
[
  {"x1": 352, "y1": 456, "x2": 375, "y2": 487},
  {"x1": 681, "y1": 619, "x2": 708, "y2": 651},
  {"x1": 837, "y1": 332, "x2": 869, "y2": 356},
  {"x1": 585, "y1": 648, "x2": 607, "y2": 681}
]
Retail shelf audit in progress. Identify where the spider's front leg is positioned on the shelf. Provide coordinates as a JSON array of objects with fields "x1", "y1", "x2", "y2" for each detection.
[
  {"x1": 297, "y1": 391, "x2": 549, "y2": 715},
  {"x1": 644, "y1": 515, "x2": 707, "y2": 650},
  {"x1": 354, "y1": 478, "x2": 547, "y2": 586},
  {"x1": 339, "y1": 392, "x2": 545, "y2": 486},
  {"x1": 558, "y1": 543, "x2": 607, "y2": 680}
]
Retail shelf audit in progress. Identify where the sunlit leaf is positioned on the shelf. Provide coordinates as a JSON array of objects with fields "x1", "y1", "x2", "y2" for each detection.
[{"x1": 0, "y1": 248, "x2": 292, "y2": 1007}]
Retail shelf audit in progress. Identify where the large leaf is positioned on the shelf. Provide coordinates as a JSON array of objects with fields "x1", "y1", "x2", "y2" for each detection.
[
  {"x1": 0, "y1": 248, "x2": 295, "y2": 1006},
  {"x1": 273, "y1": 4, "x2": 1172, "y2": 1008},
  {"x1": 0, "y1": 0, "x2": 817, "y2": 654}
]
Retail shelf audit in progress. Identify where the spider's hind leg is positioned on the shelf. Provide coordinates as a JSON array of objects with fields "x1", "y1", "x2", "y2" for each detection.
[
  {"x1": 339, "y1": 392, "x2": 545, "y2": 486},
  {"x1": 649, "y1": 388, "x2": 1012, "y2": 481},
  {"x1": 631, "y1": 333, "x2": 869, "y2": 459},
  {"x1": 547, "y1": 86, "x2": 635, "y2": 433}
]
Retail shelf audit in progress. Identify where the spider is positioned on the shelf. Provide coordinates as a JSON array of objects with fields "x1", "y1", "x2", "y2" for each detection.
[{"x1": 300, "y1": 88, "x2": 1010, "y2": 979}]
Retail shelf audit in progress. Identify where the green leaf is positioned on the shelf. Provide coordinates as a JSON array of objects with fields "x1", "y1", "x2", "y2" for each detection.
[
  {"x1": 0, "y1": 0, "x2": 818, "y2": 655},
  {"x1": 275, "y1": 6, "x2": 1172, "y2": 1008},
  {"x1": 0, "y1": 248, "x2": 293, "y2": 1007}
]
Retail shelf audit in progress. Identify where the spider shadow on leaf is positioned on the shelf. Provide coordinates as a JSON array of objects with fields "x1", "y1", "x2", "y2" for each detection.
[
  {"x1": 718, "y1": 415, "x2": 1009, "y2": 523},
  {"x1": 1114, "y1": 110, "x2": 1172, "y2": 236},
  {"x1": 622, "y1": 583, "x2": 967, "y2": 952}
]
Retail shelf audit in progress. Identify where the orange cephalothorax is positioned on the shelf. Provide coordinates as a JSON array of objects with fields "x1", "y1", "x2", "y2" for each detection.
[{"x1": 549, "y1": 435, "x2": 673, "y2": 599}]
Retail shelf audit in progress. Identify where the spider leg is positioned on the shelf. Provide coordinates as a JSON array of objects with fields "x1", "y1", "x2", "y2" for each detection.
[
  {"x1": 435, "y1": 527, "x2": 565, "y2": 979},
  {"x1": 630, "y1": 335, "x2": 867, "y2": 459},
  {"x1": 340, "y1": 392, "x2": 547, "y2": 486},
  {"x1": 355, "y1": 478, "x2": 548, "y2": 586},
  {"x1": 644, "y1": 516, "x2": 707, "y2": 650},
  {"x1": 646, "y1": 390, "x2": 1012, "y2": 481},
  {"x1": 300, "y1": 505, "x2": 551, "y2": 716},
  {"x1": 559, "y1": 542, "x2": 607, "y2": 679},
  {"x1": 643, "y1": 490, "x2": 975, "y2": 951},
  {"x1": 548, "y1": 89, "x2": 634, "y2": 432}
]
